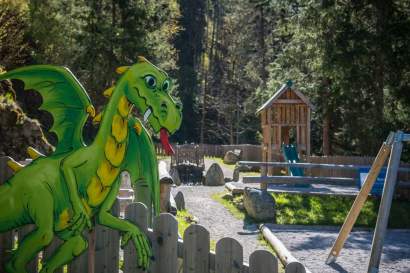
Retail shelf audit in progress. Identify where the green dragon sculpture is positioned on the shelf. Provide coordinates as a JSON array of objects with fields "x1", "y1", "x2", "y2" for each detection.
[{"x1": 0, "y1": 57, "x2": 182, "y2": 273}]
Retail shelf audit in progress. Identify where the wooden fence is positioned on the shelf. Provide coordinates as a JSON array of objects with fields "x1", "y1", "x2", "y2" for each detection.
[
  {"x1": 0, "y1": 202, "x2": 294, "y2": 273},
  {"x1": 156, "y1": 143, "x2": 261, "y2": 161},
  {"x1": 302, "y1": 155, "x2": 410, "y2": 182}
]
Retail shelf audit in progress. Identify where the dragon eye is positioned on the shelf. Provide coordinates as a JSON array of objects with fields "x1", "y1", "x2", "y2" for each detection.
[
  {"x1": 162, "y1": 79, "x2": 170, "y2": 92},
  {"x1": 144, "y1": 75, "x2": 157, "y2": 89}
]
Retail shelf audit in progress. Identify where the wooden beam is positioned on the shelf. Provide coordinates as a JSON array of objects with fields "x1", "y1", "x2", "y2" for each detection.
[
  {"x1": 260, "y1": 225, "x2": 310, "y2": 273},
  {"x1": 325, "y1": 132, "x2": 394, "y2": 265},
  {"x1": 237, "y1": 160, "x2": 410, "y2": 172},
  {"x1": 243, "y1": 175, "x2": 356, "y2": 186},
  {"x1": 367, "y1": 132, "x2": 403, "y2": 273}
]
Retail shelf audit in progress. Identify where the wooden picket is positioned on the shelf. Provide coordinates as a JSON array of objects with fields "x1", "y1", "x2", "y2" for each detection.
[{"x1": 0, "y1": 201, "x2": 281, "y2": 273}]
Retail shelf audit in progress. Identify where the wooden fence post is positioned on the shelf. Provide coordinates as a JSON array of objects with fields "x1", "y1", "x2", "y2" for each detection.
[
  {"x1": 326, "y1": 132, "x2": 394, "y2": 264},
  {"x1": 67, "y1": 231, "x2": 92, "y2": 273},
  {"x1": 183, "y1": 224, "x2": 210, "y2": 273},
  {"x1": 153, "y1": 213, "x2": 178, "y2": 273},
  {"x1": 18, "y1": 226, "x2": 38, "y2": 273},
  {"x1": 249, "y1": 250, "x2": 279, "y2": 273},
  {"x1": 94, "y1": 200, "x2": 120, "y2": 273},
  {"x1": 215, "y1": 237, "x2": 243, "y2": 273},
  {"x1": 0, "y1": 157, "x2": 14, "y2": 273},
  {"x1": 43, "y1": 238, "x2": 63, "y2": 273},
  {"x1": 124, "y1": 202, "x2": 148, "y2": 273},
  {"x1": 367, "y1": 132, "x2": 403, "y2": 273}
]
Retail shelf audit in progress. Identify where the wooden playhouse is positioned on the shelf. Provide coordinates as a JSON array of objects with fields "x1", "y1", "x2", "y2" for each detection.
[{"x1": 257, "y1": 81, "x2": 314, "y2": 164}]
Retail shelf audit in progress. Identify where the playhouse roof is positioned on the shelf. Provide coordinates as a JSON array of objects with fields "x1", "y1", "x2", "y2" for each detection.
[{"x1": 256, "y1": 82, "x2": 314, "y2": 114}]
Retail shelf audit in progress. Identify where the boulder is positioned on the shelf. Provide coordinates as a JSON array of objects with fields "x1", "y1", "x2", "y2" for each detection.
[
  {"x1": 174, "y1": 191, "x2": 185, "y2": 211},
  {"x1": 243, "y1": 187, "x2": 276, "y2": 222},
  {"x1": 223, "y1": 149, "x2": 242, "y2": 164},
  {"x1": 170, "y1": 167, "x2": 181, "y2": 186},
  {"x1": 204, "y1": 163, "x2": 225, "y2": 186}
]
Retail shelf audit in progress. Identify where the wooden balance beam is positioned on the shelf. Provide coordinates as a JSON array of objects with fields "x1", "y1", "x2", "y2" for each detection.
[{"x1": 243, "y1": 175, "x2": 356, "y2": 186}]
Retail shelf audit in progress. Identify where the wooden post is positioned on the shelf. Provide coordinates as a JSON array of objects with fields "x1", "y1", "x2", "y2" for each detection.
[
  {"x1": 260, "y1": 225, "x2": 309, "y2": 273},
  {"x1": 215, "y1": 237, "x2": 243, "y2": 273},
  {"x1": 43, "y1": 238, "x2": 63, "y2": 273},
  {"x1": 367, "y1": 132, "x2": 403, "y2": 273},
  {"x1": 183, "y1": 224, "x2": 210, "y2": 273},
  {"x1": 326, "y1": 132, "x2": 394, "y2": 264},
  {"x1": 94, "y1": 200, "x2": 119, "y2": 273},
  {"x1": 153, "y1": 213, "x2": 178, "y2": 273},
  {"x1": 249, "y1": 250, "x2": 279, "y2": 273},
  {"x1": 18, "y1": 226, "x2": 38, "y2": 273},
  {"x1": 124, "y1": 202, "x2": 148, "y2": 273}
]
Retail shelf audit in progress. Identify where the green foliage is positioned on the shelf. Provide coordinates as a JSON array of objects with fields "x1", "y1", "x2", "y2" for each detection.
[
  {"x1": 1, "y1": 0, "x2": 410, "y2": 155},
  {"x1": 264, "y1": 0, "x2": 410, "y2": 156},
  {"x1": 0, "y1": 0, "x2": 32, "y2": 69},
  {"x1": 213, "y1": 191, "x2": 410, "y2": 228},
  {"x1": 273, "y1": 193, "x2": 410, "y2": 228}
]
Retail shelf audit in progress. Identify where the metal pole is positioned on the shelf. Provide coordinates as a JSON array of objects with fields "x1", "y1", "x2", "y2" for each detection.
[{"x1": 367, "y1": 131, "x2": 403, "y2": 273}]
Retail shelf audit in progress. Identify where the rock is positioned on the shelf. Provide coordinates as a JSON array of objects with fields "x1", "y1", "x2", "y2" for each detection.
[
  {"x1": 204, "y1": 163, "x2": 225, "y2": 186},
  {"x1": 174, "y1": 191, "x2": 185, "y2": 211},
  {"x1": 243, "y1": 187, "x2": 276, "y2": 222},
  {"x1": 170, "y1": 168, "x2": 181, "y2": 186},
  {"x1": 233, "y1": 166, "x2": 240, "y2": 181},
  {"x1": 223, "y1": 149, "x2": 242, "y2": 164}
]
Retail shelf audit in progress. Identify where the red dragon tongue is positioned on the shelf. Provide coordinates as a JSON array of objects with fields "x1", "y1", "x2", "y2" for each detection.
[{"x1": 160, "y1": 128, "x2": 174, "y2": 155}]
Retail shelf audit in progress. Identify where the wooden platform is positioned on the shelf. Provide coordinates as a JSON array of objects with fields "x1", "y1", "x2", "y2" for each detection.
[{"x1": 225, "y1": 182, "x2": 361, "y2": 197}]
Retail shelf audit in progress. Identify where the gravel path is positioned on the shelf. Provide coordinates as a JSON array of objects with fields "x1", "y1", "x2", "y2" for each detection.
[
  {"x1": 171, "y1": 185, "x2": 267, "y2": 263},
  {"x1": 169, "y1": 158, "x2": 410, "y2": 272},
  {"x1": 265, "y1": 224, "x2": 410, "y2": 273}
]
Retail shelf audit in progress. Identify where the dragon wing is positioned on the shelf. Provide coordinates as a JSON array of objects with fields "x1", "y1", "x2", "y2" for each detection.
[{"x1": 0, "y1": 65, "x2": 94, "y2": 155}]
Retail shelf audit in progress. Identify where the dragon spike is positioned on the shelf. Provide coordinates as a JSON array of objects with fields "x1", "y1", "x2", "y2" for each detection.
[
  {"x1": 103, "y1": 86, "x2": 115, "y2": 98},
  {"x1": 93, "y1": 112, "x2": 103, "y2": 125},
  {"x1": 137, "y1": 56, "x2": 148, "y2": 63},
  {"x1": 86, "y1": 105, "x2": 96, "y2": 118},
  {"x1": 27, "y1": 146, "x2": 45, "y2": 159},
  {"x1": 7, "y1": 158, "x2": 24, "y2": 173},
  {"x1": 115, "y1": 66, "x2": 130, "y2": 74}
]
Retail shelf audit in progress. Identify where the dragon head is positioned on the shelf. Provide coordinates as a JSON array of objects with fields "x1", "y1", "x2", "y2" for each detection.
[{"x1": 120, "y1": 57, "x2": 182, "y2": 154}]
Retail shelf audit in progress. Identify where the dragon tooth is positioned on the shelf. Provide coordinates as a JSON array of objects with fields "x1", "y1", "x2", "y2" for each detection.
[{"x1": 143, "y1": 108, "x2": 152, "y2": 122}]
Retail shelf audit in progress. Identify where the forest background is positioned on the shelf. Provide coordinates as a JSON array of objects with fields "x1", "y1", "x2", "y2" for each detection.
[{"x1": 1, "y1": 0, "x2": 409, "y2": 158}]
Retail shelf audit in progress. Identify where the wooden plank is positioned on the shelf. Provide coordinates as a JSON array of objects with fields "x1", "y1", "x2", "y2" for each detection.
[
  {"x1": 249, "y1": 250, "x2": 278, "y2": 273},
  {"x1": 272, "y1": 99, "x2": 304, "y2": 104},
  {"x1": 243, "y1": 175, "x2": 356, "y2": 186},
  {"x1": 153, "y1": 213, "x2": 178, "y2": 273},
  {"x1": 215, "y1": 237, "x2": 243, "y2": 273},
  {"x1": 0, "y1": 157, "x2": 14, "y2": 273},
  {"x1": 18, "y1": 225, "x2": 38, "y2": 273},
  {"x1": 367, "y1": 133, "x2": 403, "y2": 273},
  {"x1": 183, "y1": 224, "x2": 210, "y2": 273},
  {"x1": 237, "y1": 161, "x2": 410, "y2": 172},
  {"x1": 68, "y1": 231, "x2": 90, "y2": 273},
  {"x1": 43, "y1": 238, "x2": 63, "y2": 273},
  {"x1": 94, "y1": 200, "x2": 120, "y2": 273},
  {"x1": 124, "y1": 202, "x2": 148, "y2": 273},
  {"x1": 260, "y1": 225, "x2": 308, "y2": 273},
  {"x1": 326, "y1": 134, "x2": 393, "y2": 264}
]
